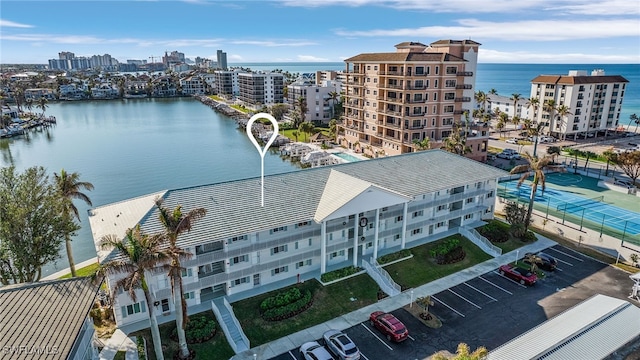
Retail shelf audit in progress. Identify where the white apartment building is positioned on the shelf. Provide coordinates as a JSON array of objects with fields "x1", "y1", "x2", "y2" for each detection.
[
  {"x1": 530, "y1": 69, "x2": 629, "y2": 140},
  {"x1": 478, "y1": 94, "x2": 531, "y2": 120},
  {"x1": 214, "y1": 69, "x2": 241, "y2": 97},
  {"x1": 287, "y1": 79, "x2": 342, "y2": 124},
  {"x1": 338, "y1": 40, "x2": 488, "y2": 162},
  {"x1": 89, "y1": 150, "x2": 505, "y2": 329},
  {"x1": 238, "y1": 72, "x2": 285, "y2": 107}
]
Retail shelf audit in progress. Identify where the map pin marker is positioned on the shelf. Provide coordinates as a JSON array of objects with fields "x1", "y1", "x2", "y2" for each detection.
[{"x1": 246, "y1": 113, "x2": 279, "y2": 207}]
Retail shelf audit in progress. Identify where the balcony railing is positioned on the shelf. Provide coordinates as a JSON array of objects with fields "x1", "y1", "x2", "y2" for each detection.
[
  {"x1": 456, "y1": 71, "x2": 474, "y2": 76},
  {"x1": 456, "y1": 84, "x2": 472, "y2": 89},
  {"x1": 379, "y1": 70, "x2": 404, "y2": 76},
  {"x1": 454, "y1": 97, "x2": 471, "y2": 102}
]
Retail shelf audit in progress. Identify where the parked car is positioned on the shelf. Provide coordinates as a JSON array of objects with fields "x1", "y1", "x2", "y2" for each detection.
[
  {"x1": 625, "y1": 132, "x2": 638, "y2": 137},
  {"x1": 369, "y1": 311, "x2": 409, "y2": 342},
  {"x1": 502, "y1": 148, "x2": 518, "y2": 154},
  {"x1": 300, "y1": 341, "x2": 336, "y2": 360},
  {"x1": 497, "y1": 152, "x2": 514, "y2": 159},
  {"x1": 323, "y1": 329, "x2": 361, "y2": 360},
  {"x1": 506, "y1": 138, "x2": 519, "y2": 144},
  {"x1": 614, "y1": 179, "x2": 635, "y2": 188},
  {"x1": 498, "y1": 264, "x2": 537, "y2": 286},
  {"x1": 524, "y1": 252, "x2": 558, "y2": 271}
]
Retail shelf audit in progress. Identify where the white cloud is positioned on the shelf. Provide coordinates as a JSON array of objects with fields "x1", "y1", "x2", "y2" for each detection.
[
  {"x1": 544, "y1": 0, "x2": 640, "y2": 16},
  {"x1": 0, "y1": 19, "x2": 34, "y2": 28},
  {"x1": 478, "y1": 48, "x2": 637, "y2": 64},
  {"x1": 335, "y1": 19, "x2": 640, "y2": 41},
  {"x1": 228, "y1": 54, "x2": 244, "y2": 61},
  {"x1": 279, "y1": 0, "x2": 555, "y2": 13},
  {"x1": 297, "y1": 55, "x2": 329, "y2": 61},
  {"x1": 230, "y1": 40, "x2": 317, "y2": 47}
]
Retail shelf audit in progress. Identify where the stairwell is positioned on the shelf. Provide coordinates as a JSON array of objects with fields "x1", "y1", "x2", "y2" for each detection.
[
  {"x1": 362, "y1": 258, "x2": 401, "y2": 297},
  {"x1": 211, "y1": 298, "x2": 249, "y2": 354}
]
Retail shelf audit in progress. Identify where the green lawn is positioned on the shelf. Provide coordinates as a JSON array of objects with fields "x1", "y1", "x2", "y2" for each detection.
[
  {"x1": 383, "y1": 236, "x2": 493, "y2": 289},
  {"x1": 233, "y1": 276, "x2": 379, "y2": 347},
  {"x1": 131, "y1": 311, "x2": 235, "y2": 360},
  {"x1": 59, "y1": 262, "x2": 100, "y2": 279}
]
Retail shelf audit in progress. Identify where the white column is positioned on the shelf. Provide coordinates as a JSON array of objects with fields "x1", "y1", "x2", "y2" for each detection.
[
  {"x1": 373, "y1": 208, "x2": 380, "y2": 261},
  {"x1": 321, "y1": 221, "x2": 327, "y2": 274},
  {"x1": 401, "y1": 202, "x2": 408, "y2": 249},
  {"x1": 353, "y1": 214, "x2": 359, "y2": 267}
]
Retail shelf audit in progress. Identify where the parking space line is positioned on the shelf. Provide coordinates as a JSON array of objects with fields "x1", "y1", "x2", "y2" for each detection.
[
  {"x1": 360, "y1": 323, "x2": 394, "y2": 351},
  {"x1": 448, "y1": 289, "x2": 482, "y2": 309},
  {"x1": 464, "y1": 282, "x2": 498, "y2": 301},
  {"x1": 554, "y1": 257, "x2": 573, "y2": 266},
  {"x1": 478, "y1": 276, "x2": 513, "y2": 295},
  {"x1": 432, "y1": 295, "x2": 465, "y2": 317},
  {"x1": 548, "y1": 247, "x2": 584, "y2": 261},
  {"x1": 555, "y1": 266, "x2": 564, "y2": 272},
  {"x1": 556, "y1": 245, "x2": 610, "y2": 265},
  {"x1": 494, "y1": 270, "x2": 528, "y2": 288},
  {"x1": 360, "y1": 353, "x2": 371, "y2": 360},
  {"x1": 288, "y1": 350, "x2": 296, "y2": 360},
  {"x1": 408, "y1": 335, "x2": 416, "y2": 341}
]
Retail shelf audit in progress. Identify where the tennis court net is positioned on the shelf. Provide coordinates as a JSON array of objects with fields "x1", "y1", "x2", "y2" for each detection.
[{"x1": 556, "y1": 195, "x2": 605, "y2": 213}]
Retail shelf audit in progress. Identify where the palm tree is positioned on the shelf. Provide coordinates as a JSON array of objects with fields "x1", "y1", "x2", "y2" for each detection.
[
  {"x1": 496, "y1": 120, "x2": 506, "y2": 138},
  {"x1": 527, "y1": 121, "x2": 546, "y2": 157},
  {"x1": 555, "y1": 105, "x2": 572, "y2": 140},
  {"x1": 328, "y1": 91, "x2": 339, "y2": 119},
  {"x1": 543, "y1": 99, "x2": 557, "y2": 136},
  {"x1": 527, "y1": 97, "x2": 540, "y2": 118},
  {"x1": 442, "y1": 123, "x2": 471, "y2": 156},
  {"x1": 54, "y1": 169, "x2": 94, "y2": 277},
  {"x1": 489, "y1": 88, "x2": 498, "y2": 95},
  {"x1": 25, "y1": 98, "x2": 34, "y2": 114},
  {"x1": 511, "y1": 115, "x2": 521, "y2": 136},
  {"x1": 38, "y1": 96, "x2": 49, "y2": 117},
  {"x1": 510, "y1": 153, "x2": 563, "y2": 231},
  {"x1": 154, "y1": 198, "x2": 206, "y2": 360},
  {"x1": 99, "y1": 225, "x2": 169, "y2": 360},
  {"x1": 296, "y1": 96, "x2": 308, "y2": 128},
  {"x1": 546, "y1": 146, "x2": 561, "y2": 164},
  {"x1": 498, "y1": 112, "x2": 509, "y2": 135},
  {"x1": 474, "y1": 91, "x2": 487, "y2": 113},
  {"x1": 510, "y1": 93, "x2": 521, "y2": 120},
  {"x1": 299, "y1": 121, "x2": 314, "y2": 142},
  {"x1": 412, "y1": 137, "x2": 431, "y2": 151},
  {"x1": 602, "y1": 147, "x2": 616, "y2": 177},
  {"x1": 630, "y1": 113, "x2": 639, "y2": 132},
  {"x1": 432, "y1": 343, "x2": 488, "y2": 360}
]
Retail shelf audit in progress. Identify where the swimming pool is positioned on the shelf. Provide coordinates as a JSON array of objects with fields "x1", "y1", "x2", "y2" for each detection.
[{"x1": 334, "y1": 152, "x2": 363, "y2": 162}]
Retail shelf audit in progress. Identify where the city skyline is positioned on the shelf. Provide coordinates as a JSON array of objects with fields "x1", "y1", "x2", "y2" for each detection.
[{"x1": 1, "y1": 0, "x2": 639, "y2": 65}]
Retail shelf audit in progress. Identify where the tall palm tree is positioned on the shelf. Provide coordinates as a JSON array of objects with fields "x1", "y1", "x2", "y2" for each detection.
[
  {"x1": 474, "y1": 90, "x2": 487, "y2": 113},
  {"x1": 296, "y1": 96, "x2": 308, "y2": 127},
  {"x1": 630, "y1": 113, "x2": 639, "y2": 132},
  {"x1": 510, "y1": 93, "x2": 521, "y2": 120},
  {"x1": 489, "y1": 88, "x2": 498, "y2": 95},
  {"x1": 543, "y1": 99, "x2": 557, "y2": 136},
  {"x1": 496, "y1": 119, "x2": 506, "y2": 138},
  {"x1": 442, "y1": 123, "x2": 471, "y2": 156},
  {"x1": 99, "y1": 225, "x2": 169, "y2": 360},
  {"x1": 38, "y1": 96, "x2": 49, "y2": 117},
  {"x1": 527, "y1": 121, "x2": 545, "y2": 157},
  {"x1": 54, "y1": 169, "x2": 94, "y2": 277},
  {"x1": 527, "y1": 97, "x2": 540, "y2": 123},
  {"x1": 412, "y1": 137, "x2": 431, "y2": 151},
  {"x1": 25, "y1": 98, "x2": 34, "y2": 114},
  {"x1": 511, "y1": 115, "x2": 521, "y2": 136},
  {"x1": 510, "y1": 153, "x2": 563, "y2": 231},
  {"x1": 602, "y1": 147, "x2": 616, "y2": 177},
  {"x1": 498, "y1": 112, "x2": 509, "y2": 135},
  {"x1": 555, "y1": 105, "x2": 572, "y2": 140},
  {"x1": 154, "y1": 198, "x2": 206, "y2": 360},
  {"x1": 328, "y1": 91, "x2": 339, "y2": 119}
]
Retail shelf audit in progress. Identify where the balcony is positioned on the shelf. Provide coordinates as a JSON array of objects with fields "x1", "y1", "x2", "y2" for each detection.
[
  {"x1": 456, "y1": 84, "x2": 472, "y2": 89},
  {"x1": 383, "y1": 109, "x2": 403, "y2": 117},
  {"x1": 381, "y1": 83, "x2": 405, "y2": 90},
  {"x1": 406, "y1": 112, "x2": 425, "y2": 118},
  {"x1": 454, "y1": 97, "x2": 471, "y2": 102},
  {"x1": 405, "y1": 98, "x2": 426, "y2": 104},
  {"x1": 379, "y1": 70, "x2": 404, "y2": 76},
  {"x1": 406, "y1": 84, "x2": 426, "y2": 90},
  {"x1": 454, "y1": 110, "x2": 466, "y2": 115},
  {"x1": 345, "y1": 101, "x2": 364, "y2": 110},
  {"x1": 456, "y1": 71, "x2": 474, "y2": 76}
]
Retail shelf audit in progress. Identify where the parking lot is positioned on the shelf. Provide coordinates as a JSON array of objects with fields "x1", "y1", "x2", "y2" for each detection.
[{"x1": 269, "y1": 245, "x2": 636, "y2": 360}]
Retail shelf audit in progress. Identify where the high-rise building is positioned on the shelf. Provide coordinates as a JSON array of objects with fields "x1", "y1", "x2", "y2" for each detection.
[
  {"x1": 217, "y1": 50, "x2": 228, "y2": 70},
  {"x1": 238, "y1": 72, "x2": 284, "y2": 106},
  {"x1": 338, "y1": 40, "x2": 488, "y2": 161},
  {"x1": 529, "y1": 69, "x2": 628, "y2": 140}
]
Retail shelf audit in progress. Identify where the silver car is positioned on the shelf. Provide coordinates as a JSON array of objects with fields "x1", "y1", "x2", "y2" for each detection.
[
  {"x1": 300, "y1": 341, "x2": 335, "y2": 360},
  {"x1": 323, "y1": 329, "x2": 361, "y2": 360}
]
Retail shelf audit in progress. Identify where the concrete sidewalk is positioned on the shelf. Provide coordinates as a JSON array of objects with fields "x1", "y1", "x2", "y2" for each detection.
[
  {"x1": 99, "y1": 329, "x2": 138, "y2": 360},
  {"x1": 231, "y1": 235, "x2": 557, "y2": 360}
]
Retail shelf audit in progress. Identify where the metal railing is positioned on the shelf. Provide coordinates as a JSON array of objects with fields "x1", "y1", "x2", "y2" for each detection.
[
  {"x1": 458, "y1": 226, "x2": 502, "y2": 257},
  {"x1": 362, "y1": 258, "x2": 401, "y2": 296},
  {"x1": 211, "y1": 298, "x2": 250, "y2": 354}
]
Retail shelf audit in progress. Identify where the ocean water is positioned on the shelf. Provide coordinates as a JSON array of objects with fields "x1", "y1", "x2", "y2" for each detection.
[{"x1": 232, "y1": 62, "x2": 639, "y2": 126}]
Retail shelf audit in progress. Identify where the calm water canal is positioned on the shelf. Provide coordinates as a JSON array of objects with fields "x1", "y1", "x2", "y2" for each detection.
[{"x1": 0, "y1": 97, "x2": 299, "y2": 277}]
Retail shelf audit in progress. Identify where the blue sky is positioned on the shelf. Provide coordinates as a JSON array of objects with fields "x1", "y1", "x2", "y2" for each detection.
[{"x1": 1, "y1": 0, "x2": 639, "y2": 64}]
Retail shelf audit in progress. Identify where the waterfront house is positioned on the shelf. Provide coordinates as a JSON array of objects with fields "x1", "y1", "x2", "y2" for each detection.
[
  {"x1": 89, "y1": 150, "x2": 506, "y2": 334},
  {"x1": 25, "y1": 88, "x2": 56, "y2": 100},
  {"x1": 0, "y1": 277, "x2": 101, "y2": 360}
]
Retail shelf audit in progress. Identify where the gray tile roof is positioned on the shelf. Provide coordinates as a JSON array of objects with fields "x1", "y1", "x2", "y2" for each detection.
[
  {"x1": 0, "y1": 277, "x2": 99, "y2": 360},
  {"x1": 92, "y1": 150, "x2": 506, "y2": 254}
]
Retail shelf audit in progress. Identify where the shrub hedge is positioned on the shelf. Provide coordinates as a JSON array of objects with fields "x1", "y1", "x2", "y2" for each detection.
[
  {"x1": 262, "y1": 289, "x2": 313, "y2": 321},
  {"x1": 477, "y1": 221, "x2": 510, "y2": 243},
  {"x1": 171, "y1": 315, "x2": 217, "y2": 344},
  {"x1": 429, "y1": 237, "x2": 461, "y2": 258},
  {"x1": 320, "y1": 266, "x2": 362, "y2": 283},
  {"x1": 378, "y1": 249, "x2": 412, "y2": 264},
  {"x1": 260, "y1": 287, "x2": 304, "y2": 311}
]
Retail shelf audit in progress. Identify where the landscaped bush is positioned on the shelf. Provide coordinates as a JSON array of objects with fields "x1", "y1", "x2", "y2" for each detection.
[
  {"x1": 378, "y1": 249, "x2": 412, "y2": 265},
  {"x1": 136, "y1": 335, "x2": 146, "y2": 360},
  {"x1": 171, "y1": 315, "x2": 217, "y2": 344},
  {"x1": 477, "y1": 221, "x2": 509, "y2": 243},
  {"x1": 260, "y1": 287, "x2": 304, "y2": 311},
  {"x1": 261, "y1": 289, "x2": 313, "y2": 321},
  {"x1": 523, "y1": 230, "x2": 537, "y2": 242},
  {"x1": 320, "y1": 266, "x2": 363, "y2": 283},
  {"x1": 429, "y1": 237, "x2": 465, "y2": 265}
]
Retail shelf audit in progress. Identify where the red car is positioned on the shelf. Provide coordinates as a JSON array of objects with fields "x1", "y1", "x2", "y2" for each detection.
[
  {"x1": 369, "y1": 311, "x2": 409, "y2": 342},
  {"x1": 499, "y1": 264, "x2": 537, "y2": 286}
]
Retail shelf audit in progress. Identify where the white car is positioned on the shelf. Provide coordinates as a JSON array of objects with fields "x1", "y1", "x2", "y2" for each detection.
[
  {"x1": 300, "y1": 341, "x2": 335, "y2": 360},
  {"x1": 506, "y1": 138, "x2": 519, "y2": 144},
  {"x1": 323, "y1": 329, "x2": 360, "y2": 360}
]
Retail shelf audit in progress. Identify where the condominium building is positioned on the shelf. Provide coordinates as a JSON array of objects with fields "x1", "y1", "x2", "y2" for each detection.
[
  {"x1": 214, "y1": 70, "x2": 241, "y2": 97},
  {"x1": 287, "y1": 79, "x2": 342, "y2": 124},
  {"x1": 238, "y1": 72, "x2": 285, "y2": 106},
  {"x1": 89, "y1": 150, "x2": 505, "y2": 330},
  {"x1": 478, "y1": 94, "x2": 532, "y2": 120},
  {"x1": 217, "y1": 50, "x2": 228, "y2": 71},
  {"x1": 529, "y1": 69, "x2": 629, "y2": 140},
  {"x1": 338, "y1": 40, "x2": 488, "y2": 161}
]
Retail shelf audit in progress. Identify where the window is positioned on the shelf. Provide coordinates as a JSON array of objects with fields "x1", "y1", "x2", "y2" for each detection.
[
  {"x1": 395, "y1": 215, "x2": 403, "y2": 222},
  {"x1": 464, "y1": 214, "x2": 473, "y2": 220},
  {"x1": 437, "y1": 204, "x2": 448, "y2": 211},
  {"x1": 295, "y1": 221, "x2": 310, "y2": 228},
  {"x1": 270, "y1": 226, "x2": 287, "y2": 234},
  {"x1": 329, "y1": 250, "x2": 345, "y2": 259},
  {"x1": 487, "y1": 191, "x2": 494, "y2": 198},
  {"x1": 271, "y1": 266, "x2": 289, "y2": 275},
  {"x1": 444, "y1": 92, "x2": 455, "y2": 100},
  {"x1": 181, "y1": 268, "x2": 193, "y2": 277},
  {"x1": 436, "y1": 221, "x2": 445, "y2": 228},
  {"x1": 184, "y1": 291, "x2": 195, "y2": 299},
  {"x1": 271, "y1": 245, "x2": 288, "y2": 255},
  {"x1": 296, "y1": 259, "x2": 312, "y2": 269},
  {"x1": 445, "y1": 80, "x2": 456, "y2": 88},
  {"x1": 412, "y1": 210, "x2": 423, "y2": 218},
  {"x1": 415, "y1": 66, "x2": 424, "y2": 75},
  {"x1": 231, "y1": 277, "x2": 250, "y2": 287},
  {"x1": 412, "y1": 228, "x2": 422, "y2": 235},
  {"x1": 465, "y1": 198, "x2": 474, "y2": 204},
  {"x1": 121, "y1": 301, "x2": 146, "y2": 318},
  {"x1": 229, "y1": 235, "x2": 247, "y2": 242},
  {"x1": 161, "y1": 299, "x2": 169, "y2": 312},
  {"x1": 446, "y1": 66, "x2": 457, "y2": 74},
  {"x1": 231, "y1": 254, "x2": 249, "y2": 265}
]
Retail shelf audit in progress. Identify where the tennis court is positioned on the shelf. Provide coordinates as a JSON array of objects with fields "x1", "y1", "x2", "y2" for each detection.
[{"x1": 498, "y1": 173, "x2": 640, "y2": 238}]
